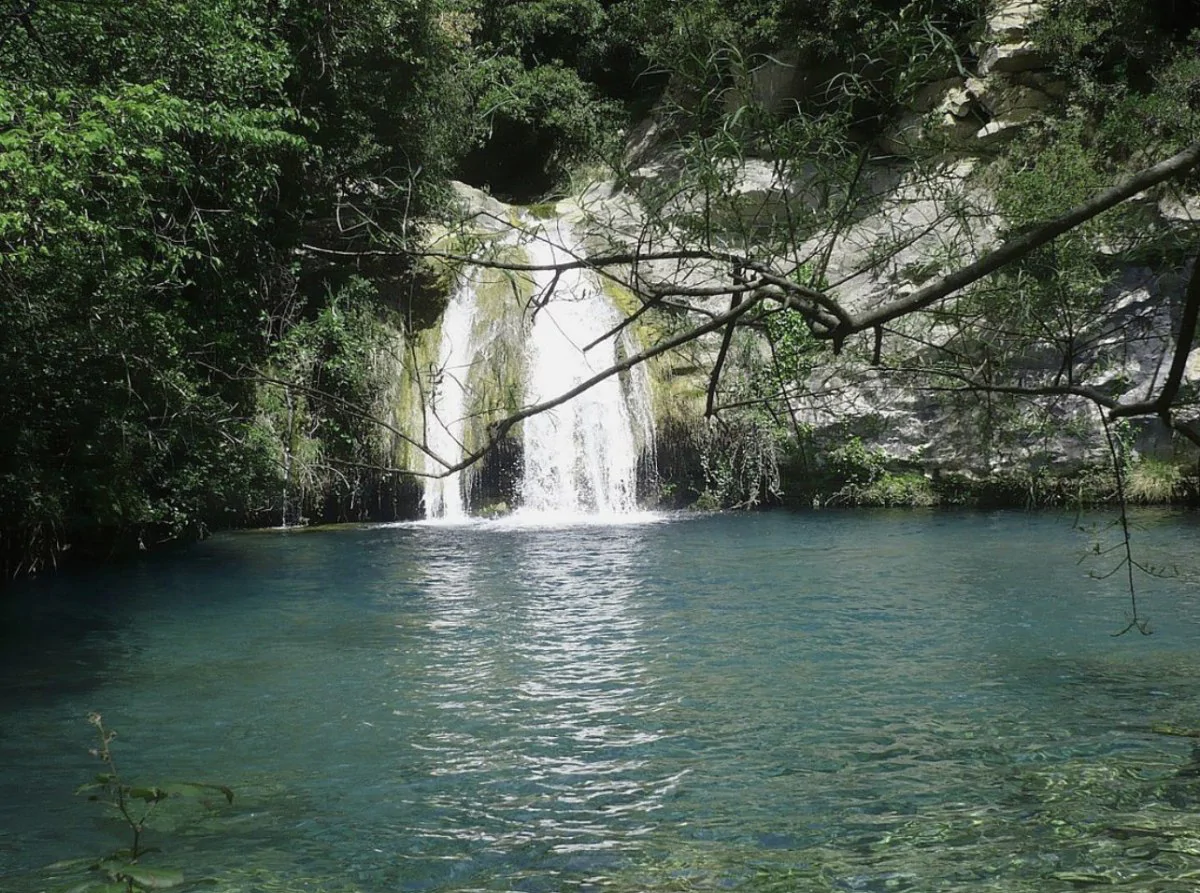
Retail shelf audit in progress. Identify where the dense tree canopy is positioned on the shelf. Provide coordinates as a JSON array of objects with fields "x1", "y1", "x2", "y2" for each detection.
[{"x1": 0, "y1": 0, "x2": 471, "y2": 573}]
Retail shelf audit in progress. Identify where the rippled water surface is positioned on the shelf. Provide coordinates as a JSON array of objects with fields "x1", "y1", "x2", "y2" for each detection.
[{"x1": 4, "y1": 511, "x2": 1200, "y2": 892}]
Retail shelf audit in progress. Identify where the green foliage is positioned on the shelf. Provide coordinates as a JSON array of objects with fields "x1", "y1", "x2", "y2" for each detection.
[
  {"x1": 807, "y1": 437, "x2": 934, "y2": 507},
  {"x1": 256, "y1": 277, "x2": 402, "y2": 524},
  {"x1": 826, "y1": 436, "x2": 887, "y2": 488},
  {"x1": 473, "y1": 0, "x2": 608, "y2": 67},
  {"x1": 458, "y1": 56, "x2": 620, "y2": 199},
  {"x1": 275, "y1": 0, "x2": 473, "y2": 228},
  {"x1": 616, "y1": 0, "x2": 982, "y2": 130},
  {"x1": 762, "y1": 267, "x2": 824, "y2": 385},
  {"x1": 696, "y1": 414, "x2": 785, "y2": 509},
  {"x1": 980, "y1": 123, "x2": 1113, "y2": 342},
  {"x1": 66, "y1": 714, "x2": 233, "y2": 893},
  {"x1": 852, "y1": 471, "x2": 937, "y2": 507},
  {"x1": 1031, "y1": 0, "x2": 1200, "y2": 165},
  {"x1": 0, "y1": 4, "x2": 309, "y2": 569},
  {"x1": 1127, "y1": 458, "x2": 1186, "y2": 505},
  {"x1": 689, "y1": 330, "x2": 800, "y2": 509},
  {"x1": 444, "y1": 0, "x2": 636, "y2": 198},
  {"x1": 0, "y1": 0, "x2": 477, "y2": 572},
  {"x1": 0, "y1": 76, "x2": 302, "y2": 570},
  {"x1": 958, "y1": 5, "x2": 1200, "y2": 458}
]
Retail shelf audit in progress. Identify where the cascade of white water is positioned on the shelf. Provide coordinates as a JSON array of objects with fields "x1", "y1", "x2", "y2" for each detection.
[
  {"x1": 422, "y1": 275, "x2": 478, "y2": 520},
  {"x1": 518, "y1": 220, "x2": 654, "y2": 518}
]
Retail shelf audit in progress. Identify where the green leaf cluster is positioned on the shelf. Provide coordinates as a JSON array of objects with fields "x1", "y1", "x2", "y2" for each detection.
[
  {"x1": 0, "y1": 0, "x2": 472, "y2": 574},
  {"x1": 451, "y1": 0, "x2": 628, "y2": 198},
  {"x1": 614, "y1": 0, "x2": 981, "y2": 132},
  {"x1": 458, "y1": 54, "x2": 622, "y2": 198},
  {"x1": 64, "y1": 715, "x2": 234, "y2": 893},
  {"x1": 1031, "y1": 0, "x2": 1200, "y2": 166},
  {"x1": 255, "y1": 276, "x2": 403, "y2": 524}
]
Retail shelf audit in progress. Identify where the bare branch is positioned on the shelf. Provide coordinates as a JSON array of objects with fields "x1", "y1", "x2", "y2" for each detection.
[
  {"x1": 836, "y1": 141, "x2": 1200, "y2": 344},
  {"x1": 302, "y1": 242, "x2": 741, "y2": 274},
  {"x1": 1110, "y1": 250, "x2": 1200, "y2": 421},
  {"x1": 1098, "y1": 411, "x2": 1152, "y2": 637},
  {"x1": 886, "y1": 363, "x2": 1200, "y2": 448},
  {"x1": 706, "y1": 292, "x2": 743, "y2": 417}
]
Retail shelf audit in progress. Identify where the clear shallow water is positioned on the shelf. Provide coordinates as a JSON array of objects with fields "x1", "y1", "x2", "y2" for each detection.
[{"x1": 3, "y1": 510, "x2": 1200, "y2": 892}]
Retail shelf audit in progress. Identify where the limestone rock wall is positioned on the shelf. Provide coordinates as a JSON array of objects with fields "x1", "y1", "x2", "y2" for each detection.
[{"x1": 884, "y1": 0, "x2": 1066, "y2": 152}]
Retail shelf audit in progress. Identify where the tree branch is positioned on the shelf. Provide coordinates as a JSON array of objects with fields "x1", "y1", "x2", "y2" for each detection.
[
  {"x1": 302, "y1": 242, "x2": 741, "y2": 273},
  {"x1": 1110, "y1": 250, "x2": 1200, "y2": 421},
  {"x1": 706, "y1": 292, "x2": 743, "y2": 416},
  {"x1": 886, "y1": 363, "x2": 1200, "y2": 448},
  {"x1": 836, "y1": 141, "x2": 1200, "y2": 344}
]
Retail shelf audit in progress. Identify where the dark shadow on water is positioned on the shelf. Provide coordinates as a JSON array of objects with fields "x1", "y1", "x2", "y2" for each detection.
[
  {"x1": 0, "y1": 522, "x2": 440, "y2": 711},
  {"x1": 0, "y1": 566, "x2": 137, "y2": 708}
]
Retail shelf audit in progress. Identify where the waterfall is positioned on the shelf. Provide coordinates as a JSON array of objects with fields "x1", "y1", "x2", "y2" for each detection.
[
  {"x1": 422, "y1": 274, "x2": 477, "y2": 520},
  {"x1": 517, "y1": 220, "x2": 654, "y2": 519},
  {"x1": 419, "y1": 216, "x2": 655, "y2": 522}
]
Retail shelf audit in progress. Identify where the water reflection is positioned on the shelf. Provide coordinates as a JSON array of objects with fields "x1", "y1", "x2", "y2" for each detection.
[
  {"x1": 507, "y1": 529, "x2": 679, "y2": 844},
  {"x1": 398, "y1": 524, "x2": 676, "y2": 882}
]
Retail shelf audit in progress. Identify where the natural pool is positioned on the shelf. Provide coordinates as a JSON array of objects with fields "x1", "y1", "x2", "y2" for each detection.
[{"x1": 3, "y1": 510, "x2": 1200, "y2": 892}]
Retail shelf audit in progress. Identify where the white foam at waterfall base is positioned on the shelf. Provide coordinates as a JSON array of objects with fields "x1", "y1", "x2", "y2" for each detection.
[
  {"x1": 515, "y1": 220, "x2": 655, "y2": 522},
  {"x1": 422, "y1": 274, "x2": 477, "y2": 520}
]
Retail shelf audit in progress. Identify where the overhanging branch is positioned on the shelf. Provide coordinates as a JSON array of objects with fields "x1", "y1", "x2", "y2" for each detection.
[{"x1": 835, "y1": 140, "x2": 1200, "y2": 342}]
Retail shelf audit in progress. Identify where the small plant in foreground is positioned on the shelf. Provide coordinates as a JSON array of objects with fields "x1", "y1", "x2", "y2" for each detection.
[{"x1": 65, "y1": 712, "x2": 234, "y2": 893}]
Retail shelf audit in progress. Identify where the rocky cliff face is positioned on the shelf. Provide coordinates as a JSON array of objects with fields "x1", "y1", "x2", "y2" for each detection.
[
  {"x1": 626, "y1": 4, "x2": 1196, "y2": 496},
  {"x1": 899, "y1": 0, "x2": 1066, "y2": 149},
  {"x1": 433, "y1": 2, "x2": 1200, "y2": 507}
]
